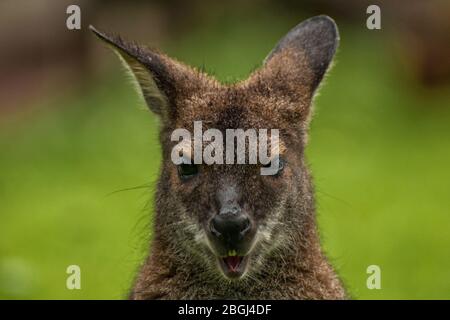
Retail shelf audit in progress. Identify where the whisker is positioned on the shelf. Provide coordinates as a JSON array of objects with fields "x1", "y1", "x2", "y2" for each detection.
[{"x1": 105, "y1": 183, "x2": 152, "y2": 197}]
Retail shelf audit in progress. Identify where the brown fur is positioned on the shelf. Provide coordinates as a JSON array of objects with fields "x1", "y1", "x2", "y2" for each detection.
[{"x1": 91, "y1": 15, "x2": 346, "y2": 300}]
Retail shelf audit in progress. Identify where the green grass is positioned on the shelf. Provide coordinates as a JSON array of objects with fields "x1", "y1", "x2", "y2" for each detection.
[{"x1": 1, "y1": 14, "x2": 450, "y2": 299}]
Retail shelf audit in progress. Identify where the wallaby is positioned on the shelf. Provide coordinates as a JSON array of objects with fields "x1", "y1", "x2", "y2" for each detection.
[{"x1": 91, "y1": 15, "x2": 346, "y2": 299}]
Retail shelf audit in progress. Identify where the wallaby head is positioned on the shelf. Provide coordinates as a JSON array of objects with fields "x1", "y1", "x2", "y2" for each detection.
[{"x1": 91, "y1": 15, "x2": 344, "y2": 299}]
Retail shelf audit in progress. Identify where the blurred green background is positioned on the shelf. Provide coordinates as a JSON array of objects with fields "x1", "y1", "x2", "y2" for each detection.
[{"x1": 1, "y1": 0, "x2": 450, "y2": 299}]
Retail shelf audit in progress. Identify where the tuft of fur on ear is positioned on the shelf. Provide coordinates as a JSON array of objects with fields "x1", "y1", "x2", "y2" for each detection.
[{"x1": 90, "y1": 25, "x2": 199, "y2": 118}]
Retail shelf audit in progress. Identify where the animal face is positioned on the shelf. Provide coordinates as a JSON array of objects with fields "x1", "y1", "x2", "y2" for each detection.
[
  {"x1": 162, "y1": 89, "x2": 296, "y2": 279},
  {"x1": 91, "y1": 15, "x2": 339, "y2": 280}
]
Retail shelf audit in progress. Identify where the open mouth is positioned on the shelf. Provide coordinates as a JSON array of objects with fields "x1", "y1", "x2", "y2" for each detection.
[{"x1": 218, "y1": 252, "x2": 249, "y2": 279}]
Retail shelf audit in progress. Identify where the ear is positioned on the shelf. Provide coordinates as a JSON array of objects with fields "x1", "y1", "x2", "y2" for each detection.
[
  {"x1": 89, "y1": 25, "x2": 196, "y2": 118},
  {"x1": 265, "y1": 15, "x2": 339, "y2": 89},
  {"x1": 250, "y1": 15, "x2": 339, "y2": 101}
]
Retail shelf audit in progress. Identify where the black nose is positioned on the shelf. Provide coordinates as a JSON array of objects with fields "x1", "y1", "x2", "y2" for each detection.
[{"x1": 210, "y1": 212, "x2": 251, "y2": 243}]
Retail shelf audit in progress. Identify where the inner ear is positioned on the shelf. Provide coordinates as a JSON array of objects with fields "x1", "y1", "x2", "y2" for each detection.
[
  {"x1": 90, "y1": 26, "x2": 171, "y2": 116},
  {"x1": 118, "y1": 49, "x2": 170, "y2": 116}
]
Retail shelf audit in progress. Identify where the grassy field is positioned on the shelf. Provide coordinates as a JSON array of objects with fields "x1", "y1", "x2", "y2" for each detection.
[{"x1": 1, "y1": 14, "x2": 450, "y2": 299}]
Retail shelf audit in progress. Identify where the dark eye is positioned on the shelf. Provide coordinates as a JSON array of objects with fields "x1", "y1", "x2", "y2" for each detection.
[
  {"x1": 178, "y1": 163, "x2": 198, "y2": 180},
  {"x1": 262, "y1": 158, "x2": 285, "y2": 176}
]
